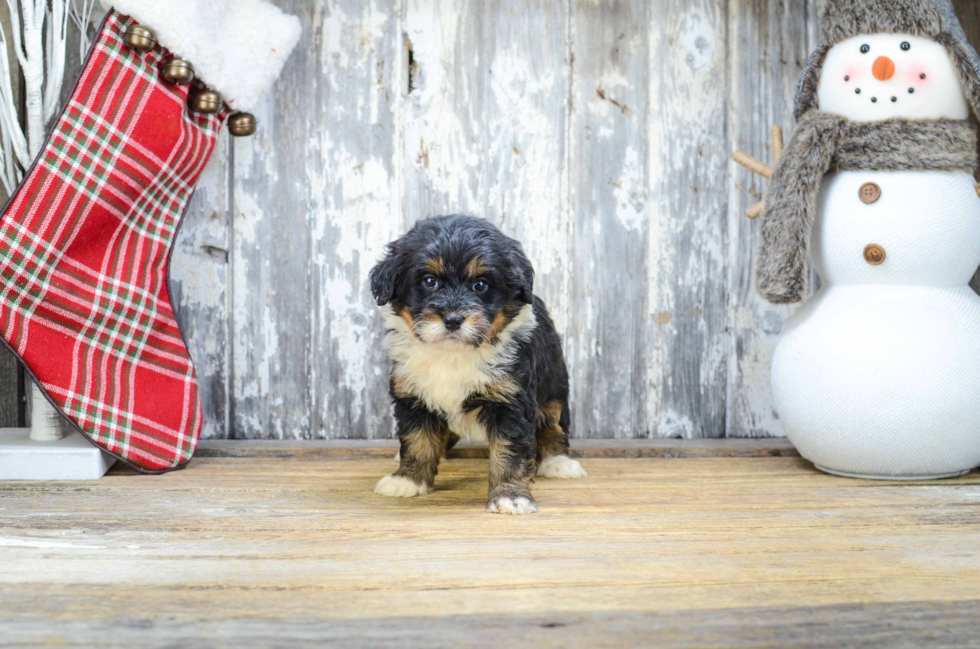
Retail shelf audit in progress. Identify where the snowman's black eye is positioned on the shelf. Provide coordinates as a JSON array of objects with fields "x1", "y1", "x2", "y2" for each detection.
[
  {"x1": 861, "y1": 44, "x2": 871, "y2": 54},
  {"x1": 901, "y1": 42, "x2": 911, "y2": 51}
]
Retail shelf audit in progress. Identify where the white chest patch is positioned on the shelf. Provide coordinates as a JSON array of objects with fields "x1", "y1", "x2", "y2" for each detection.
[
  {"x1": 382, "y1": 305, "x2": 536, "y2": 440},
  {"x1": 447, "y1": 409, "x2": 487, "y2": 443}
]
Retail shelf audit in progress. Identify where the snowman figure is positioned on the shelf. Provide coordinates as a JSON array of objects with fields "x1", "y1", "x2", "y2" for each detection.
[{"x1": 751, "y1": 0, "x2": 980, "y2": 478}]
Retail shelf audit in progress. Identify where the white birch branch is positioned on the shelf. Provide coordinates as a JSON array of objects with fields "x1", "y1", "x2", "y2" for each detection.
[
  {"x1": 4, "y1": 0, "x2": 44, "y2": 160},
  {"x1": 69, "y1": 0, "x2": 95, "y2": 59},
  {"x1": 20, "y1": 0, "x2": 46, "y2": 158},
  {"x1": 0, "y1": 20, "x2": 26, "y2": 193},
  {"x1": 0, "y1": 3, "x2": 29, "y2": 174},
  {"x1": 43, "y1": 0, "x2": 69, "y2": 123}
]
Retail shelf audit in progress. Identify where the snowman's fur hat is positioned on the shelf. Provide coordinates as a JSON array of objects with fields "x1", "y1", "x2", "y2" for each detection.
[{"x1": 795, "y1": 0, "x2": 980, "y2": 119}]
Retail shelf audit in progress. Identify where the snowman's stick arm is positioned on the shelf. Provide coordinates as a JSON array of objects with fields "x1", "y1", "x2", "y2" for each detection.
[
  {"x1": 732, "y1": 151, "x2": 773, "y2": 179},
  {"x1": 732, "y1": 125, "x2": 784, "y2": 219},
  {"x1": 771, "y1": 126, "x2": 784, "y2": 163}
]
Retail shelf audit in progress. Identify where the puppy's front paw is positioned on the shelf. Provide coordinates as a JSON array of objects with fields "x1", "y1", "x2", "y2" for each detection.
[
  {"x1": 374, "y1": 474, "x2": 431, "y2": 497},
  {"x1": 537, "y1": 455, "x2": 587, "y2": 479},
  {"x1": 486, "y1": 495, "x2": 538, "y2": 515}
]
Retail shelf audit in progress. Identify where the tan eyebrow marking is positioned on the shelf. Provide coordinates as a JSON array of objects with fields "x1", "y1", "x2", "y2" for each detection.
[
  {"x1": 423, "y1": 257, "x2": 445, "y2": 275},
  {"x1": 466, "y1": 257, "x2": 489, "y2": 277}
]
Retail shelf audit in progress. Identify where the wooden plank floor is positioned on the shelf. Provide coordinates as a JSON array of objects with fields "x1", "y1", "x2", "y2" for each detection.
[{"x1": 2, "y1": 453, "x2": 980, "y2": 647}]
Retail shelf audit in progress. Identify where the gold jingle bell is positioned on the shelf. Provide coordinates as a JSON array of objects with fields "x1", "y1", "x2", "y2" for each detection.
[
  {"x1": 190, "y1": 89, "x2": 223, "y2": 114},
  {"x1": 227, "y1": 112, "x2": 257, "y2": 137},
  {"x1": 123, "y1": 25, "x2": 156, "y2": 52},
  {"x1": 161, "y1": 58, "x2": 194, "y2": 85}
]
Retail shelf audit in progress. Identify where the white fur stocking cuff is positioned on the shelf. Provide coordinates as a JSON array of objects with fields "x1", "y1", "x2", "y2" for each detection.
[{"x1": 105, "y1": 0, "x2": 302, "y2": 111}]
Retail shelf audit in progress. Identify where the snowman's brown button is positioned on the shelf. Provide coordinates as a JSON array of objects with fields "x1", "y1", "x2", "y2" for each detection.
[
  {"x1": 863, "y1": 244, "x2": 886, "y2": 265},
  {"x1": 859, "y1": 182, "x2": 881, "y2": 204}
]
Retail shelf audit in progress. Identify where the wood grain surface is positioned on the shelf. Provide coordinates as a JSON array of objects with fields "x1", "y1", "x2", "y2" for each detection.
[
  {"x1": 193, "y1": 437, "x2": 802, "y2": 459},
  {"x1": 1, "y1": 1, "x2": 980, "y2": 439},
  {"x1": 1, "y1": 456, "x2": 978, "y2": 647}
]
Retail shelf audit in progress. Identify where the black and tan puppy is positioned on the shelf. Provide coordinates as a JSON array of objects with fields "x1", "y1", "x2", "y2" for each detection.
[{"x1": 369, "y1": 215, "x2": 585, "y2": 514}]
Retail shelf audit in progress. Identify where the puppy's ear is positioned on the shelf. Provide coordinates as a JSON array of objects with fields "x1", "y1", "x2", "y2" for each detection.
[
  {"x1": 370, "y1": 245, "x2": 404, "y2": 306},
  {"x1": 505, "y1": 242, "x2": 535, "y2": 304}
]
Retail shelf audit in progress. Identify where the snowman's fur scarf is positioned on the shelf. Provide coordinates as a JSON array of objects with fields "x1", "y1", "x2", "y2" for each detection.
[
  {"x1": 835, "y1": 117, "x2": 977, "y2": 172},
  {"x1": 757, "y1": 112, "x2": 978, "y2": 304}
]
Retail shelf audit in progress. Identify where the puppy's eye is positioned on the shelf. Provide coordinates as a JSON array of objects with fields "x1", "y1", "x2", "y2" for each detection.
[
  {"x1": 901, "y1": 42, "x2": 911, "y2": 51},
  {"x1": 860, "y1": 44, "x2": 870, "y2": 54},
  {"x1": 472, "y1": 279, "x2": 488, "y2": 294},
  {"x1": 422, "y1": 276, "x2": 439, "y2": 290}
]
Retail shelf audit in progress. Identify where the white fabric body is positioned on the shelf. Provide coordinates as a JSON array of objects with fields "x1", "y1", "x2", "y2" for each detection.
[
  {"x1": 773, "y1": 170, "x2": 980, "y2": 477},
  {"x1": 818, "y1": 34, "x2": 970, "y2": 122},
  {"x1": 811, "y1": 171, "x2": 980, "y2": 286},
  {"x1": 105, "y1": 0, "x2": 301, "y2": 110}
]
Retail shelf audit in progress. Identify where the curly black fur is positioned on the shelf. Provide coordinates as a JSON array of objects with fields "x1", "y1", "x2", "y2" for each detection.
[{"x1": 370, "y1": 215, "x2": 581, "y2": 513}]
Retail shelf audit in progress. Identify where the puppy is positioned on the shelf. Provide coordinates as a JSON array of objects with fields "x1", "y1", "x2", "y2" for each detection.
[{"x1": 369, "y1": 215, "x2": 585, "y2": 515}]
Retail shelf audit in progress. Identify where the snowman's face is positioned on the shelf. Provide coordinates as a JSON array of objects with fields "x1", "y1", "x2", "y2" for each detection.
[{"x1": 817, "y1": 34, "x2": 969, "y2": 122}]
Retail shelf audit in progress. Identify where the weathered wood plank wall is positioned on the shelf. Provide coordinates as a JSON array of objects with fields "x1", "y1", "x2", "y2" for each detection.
[{"x1": 1, "y1": 0, "x2": 979, "y2": 439}]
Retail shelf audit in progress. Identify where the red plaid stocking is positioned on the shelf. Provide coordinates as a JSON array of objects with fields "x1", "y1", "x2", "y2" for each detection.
[{"x1": 0, "y1": 12, "x2": 225, "y2": 471}]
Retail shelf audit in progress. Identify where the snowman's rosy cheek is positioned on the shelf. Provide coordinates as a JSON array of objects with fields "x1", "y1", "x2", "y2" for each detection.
[
  {"x1": 907, "y1": 65, "x2": 930, "y2": 87},
  {"x1": 842, "y1": 64, "x2": 863, "y2": 84}
]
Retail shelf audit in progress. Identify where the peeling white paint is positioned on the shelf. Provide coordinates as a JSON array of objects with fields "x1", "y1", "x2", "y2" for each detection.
[
  {"x1": 676, "y1": 13, "x2": 717, "y2": 77},
  {"x1": 658, "y1": 411, "x2": 695, "y2": 439},
  {"x1": 164, "y1": 0, "x2": 794, "y2": 442},
  {"x1": 612, "y1": 145, "x2": 646, "y2": 232}
]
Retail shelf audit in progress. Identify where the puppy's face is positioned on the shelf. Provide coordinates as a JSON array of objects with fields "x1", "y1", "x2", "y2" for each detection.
[{"x1": 370, "y1": 216, "x2": 534, "y2": 348}]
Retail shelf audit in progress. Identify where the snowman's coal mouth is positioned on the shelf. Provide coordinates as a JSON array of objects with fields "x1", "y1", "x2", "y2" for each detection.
[{"x1": 861, "y1": 93, "x2": 902, "y2": 104}]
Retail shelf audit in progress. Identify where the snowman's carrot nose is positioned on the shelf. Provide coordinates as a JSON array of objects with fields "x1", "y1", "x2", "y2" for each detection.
[{"x1": 873, "y1": 56, "x2": 896, "y2": 81}]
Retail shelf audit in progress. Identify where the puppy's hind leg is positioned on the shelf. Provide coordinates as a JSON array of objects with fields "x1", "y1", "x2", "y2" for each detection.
[
  {"x1": 376, "y1": 400, "x2": 446, "y2": 497},
  {"x1": 535, "y1": 400, "x2": 586, "y2": 479}
]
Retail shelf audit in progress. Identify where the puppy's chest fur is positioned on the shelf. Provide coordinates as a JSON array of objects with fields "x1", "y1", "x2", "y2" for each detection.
[{"x1": 383, "y1": 305, "x2": 536, "y2": 441}]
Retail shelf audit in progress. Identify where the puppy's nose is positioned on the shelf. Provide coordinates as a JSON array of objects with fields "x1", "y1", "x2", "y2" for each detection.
[
  {"x1": 872, "y1": 56, "x2": 895, "y2": 81},
  {"x1": 442, "y1": 314, "x2": 465, "y2": 332}
]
